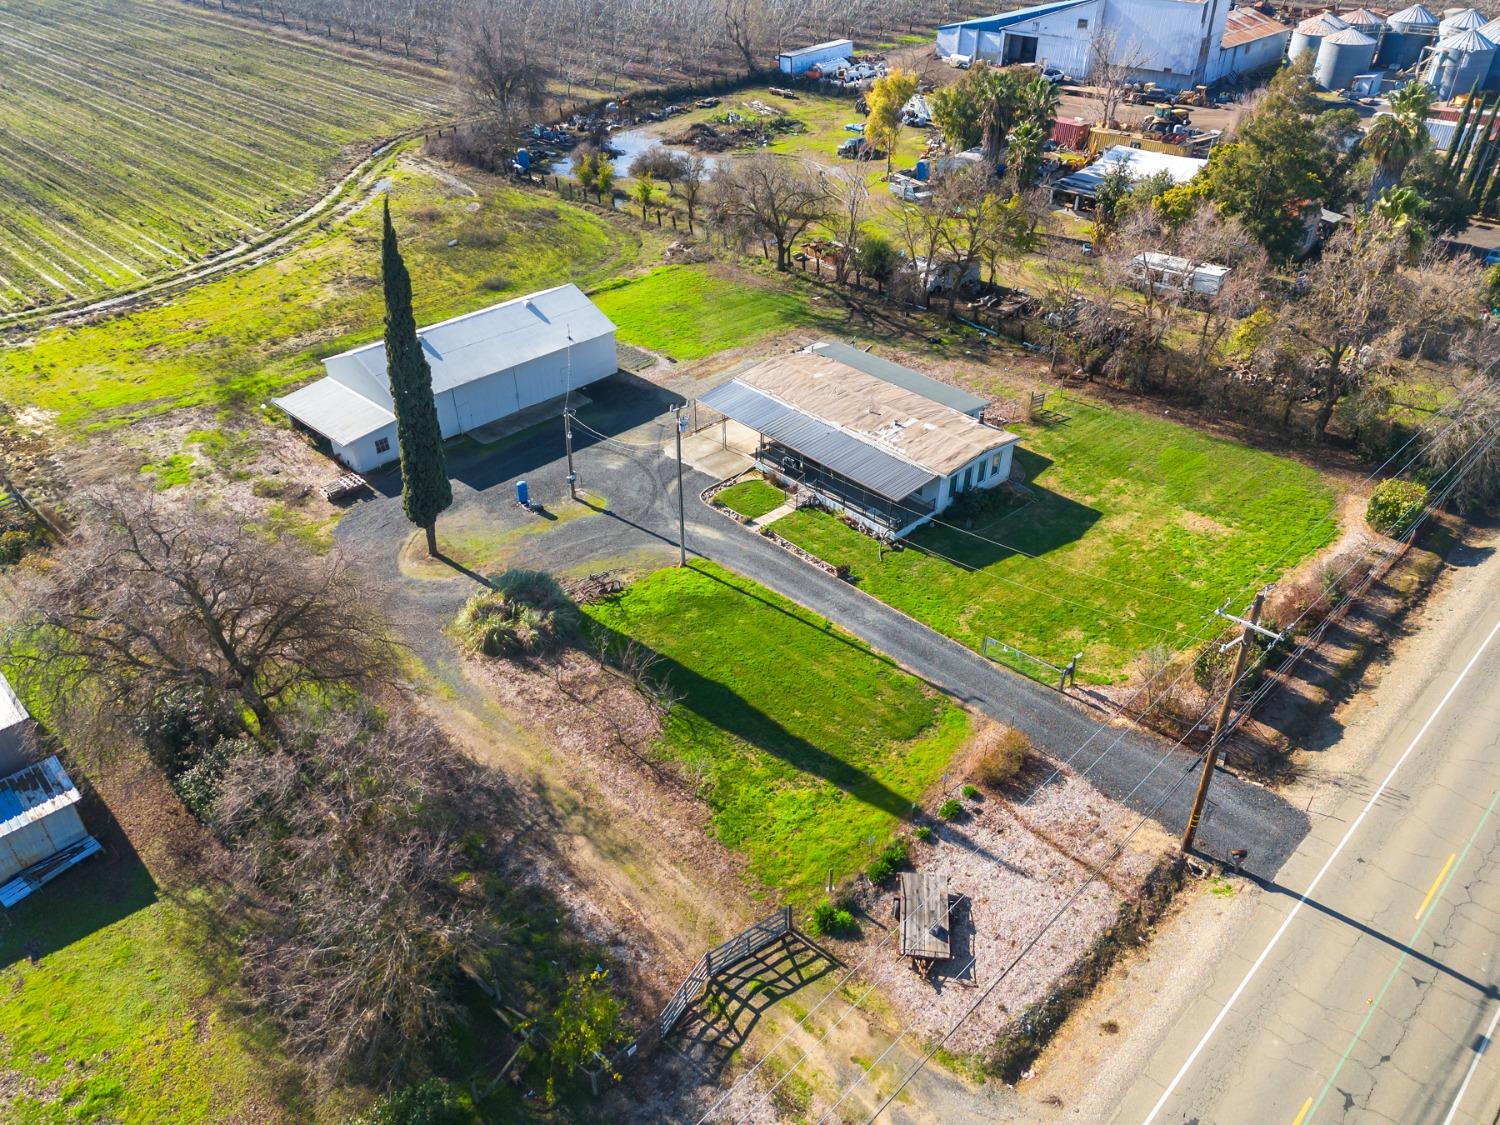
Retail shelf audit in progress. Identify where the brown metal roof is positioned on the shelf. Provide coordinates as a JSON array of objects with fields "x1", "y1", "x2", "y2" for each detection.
[
  {"x1": 1223, "y1": 7, "x2": 1292, "y2": 47},
  {"x1": 733, "y1": 353, "x2": 1017, "y2": 477}
]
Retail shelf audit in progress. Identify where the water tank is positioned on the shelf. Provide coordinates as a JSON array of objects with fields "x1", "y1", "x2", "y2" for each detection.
[
  {"x1": 1291, "y1": 12, "x2": 1349, "y2": 63},
  {"x1": 1439, "y1": 6, "x2": 1487, "y2": 37},
  {"x1": 1482, "y1": 18, "x2": 1500, "y2": 84},
  {"x1": 1424, "y1": 28, "x2": 1497, "y2": 97},
  {"x1": 1381, "y1": 2, "x2": 1441, "y2": 67},
  {"x1": 1317, "y1": 27, "x2": 1381, "y2": 89}
]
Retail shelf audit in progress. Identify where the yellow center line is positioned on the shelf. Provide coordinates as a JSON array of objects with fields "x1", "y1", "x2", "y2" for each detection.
[
  {"x1": 1291, "y1": 1096, "x2": 1314, "y2": 1125},
  {"x1": 1416, "y1": 853, "x2": 1458, "y2": 921}
]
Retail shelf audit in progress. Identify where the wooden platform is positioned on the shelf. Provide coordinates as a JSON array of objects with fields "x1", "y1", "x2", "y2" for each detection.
[{"x1": 899, "y1": 872, "x2": 951, "y2": 961}]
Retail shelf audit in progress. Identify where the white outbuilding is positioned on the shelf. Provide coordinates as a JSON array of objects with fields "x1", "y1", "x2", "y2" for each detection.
[{"x1": 274, "y1": 284, "x2": 618, "y2": 473}]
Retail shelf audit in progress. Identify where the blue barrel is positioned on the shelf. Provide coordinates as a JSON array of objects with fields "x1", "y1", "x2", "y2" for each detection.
[
  {"x1": 915, "y1": 158, "x2": 930, "y2": 181},
  {"x1": 516, "y1": 480, "x2": 530, "y2": 506},
  {"x1": 515, "y1": 147, "x2": 532, "y2": 170}
]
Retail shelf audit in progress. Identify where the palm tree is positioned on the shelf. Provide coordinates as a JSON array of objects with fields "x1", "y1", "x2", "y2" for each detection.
[
  {"x1": 1373, "y1": 184, "x2": 1429, "y2": 255},
  {"x1": 1006, "y1": 120, "x2": 1048, "y2": 188},
  {"x1": 1388, "y1": 82, "x2": 1435, "y2": 127},
  {"x1": 1020, "y1": 75, "x2": 1061, "y2": 131},
  {"x1": 1364, "y1": 113, "x2": 1424, "y2": 197}
]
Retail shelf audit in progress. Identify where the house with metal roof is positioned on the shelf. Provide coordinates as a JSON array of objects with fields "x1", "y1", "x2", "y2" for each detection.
[
  {"x1": 0, "y1": 756, "x2": 101, "y2": 908},
  {"x1": 274, "y1": 284, "x2": 617, "y2": 473},
  {"x1": 936, "y1": 0, "x2": 1238, "y2": 90},
  {"x1": 699, "y1": 352, "x2": 1017, "y2": 539}
]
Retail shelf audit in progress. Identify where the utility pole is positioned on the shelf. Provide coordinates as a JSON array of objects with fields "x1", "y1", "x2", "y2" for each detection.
[
  {"x1": 1182, "y1": 590, "x2": 1265, "y2": 854},
  {"x1": 563, "y1": 409, "x2": 577, "y2": 500},
  {"x1": 673, "y1": 405, "x2": 688, "y2": 567}
]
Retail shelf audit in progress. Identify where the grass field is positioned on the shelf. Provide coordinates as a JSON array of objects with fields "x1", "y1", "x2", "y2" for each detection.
[
  {"x1": 715, "y1": 478, "x2": 786, "y2": 520},
  {"x1": 592, "y1": 263, "x2": 844, "y2": 360},
  {"x1": 0, "y1": 0, "x2": 453, "y2": 311},
  {"x1": 582, "y1": 562, "x2": 970, "y2": 902},
  {"x1": 0, "y1": 159, "x2": 651, "y2": 434},
  {"x1": 775, "y1": 391, "x2": 1338, "y2": 683},
  {"x1": 0, "y1": 863, "x2": 294, "y2": 1123}
]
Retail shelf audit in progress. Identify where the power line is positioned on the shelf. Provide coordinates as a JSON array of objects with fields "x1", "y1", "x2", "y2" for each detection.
[{"x1": 847, "y1": 420, "x2": 1500, "y2": 1124}]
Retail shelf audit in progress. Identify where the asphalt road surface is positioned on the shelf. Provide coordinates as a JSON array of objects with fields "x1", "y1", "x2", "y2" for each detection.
[{"x1": 1114, "y1": 585, "x2": 1500, "y2": 1125}]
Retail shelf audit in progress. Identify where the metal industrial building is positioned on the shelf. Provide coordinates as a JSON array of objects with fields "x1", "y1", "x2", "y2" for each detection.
[
  {"x1": 275, "y1": 284, "x2": 618, "y2": 472},
  {"x1": 935, "y1": 0, "x2": 1286, "y2": 90},
  {"x1": 699, "y1": 350, "x2": 1017, "y2": 539}
]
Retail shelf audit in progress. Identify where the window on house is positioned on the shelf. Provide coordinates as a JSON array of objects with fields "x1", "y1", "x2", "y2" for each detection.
[
  {"x1": 1077, "y1": 17, "x2": 1088, "y2": 27},
  {"x1": 375, "y1": 437, "x2": 391, "y2": 454},
  {"x1": 991, "y1": 452, "x2": 1002, "y2": 474}
]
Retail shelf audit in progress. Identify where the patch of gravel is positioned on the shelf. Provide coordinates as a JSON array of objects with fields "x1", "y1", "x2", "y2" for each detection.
[{"x1": 830, "y1": 767, "x2": 1170, "y2": 1057}]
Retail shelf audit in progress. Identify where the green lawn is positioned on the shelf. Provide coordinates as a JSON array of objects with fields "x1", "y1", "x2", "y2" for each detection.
[
  {"x1": 0, "y1": 0, "x2": 453, "y2": 310},
  {"x1": 0, "y1": 858, "x2": 299, "y2": 1123},
  {"x1": 775, "y1": 391, "x2": 1338, "y2": 683},
  {"x1": 714, "y1": 477, "x2": 786, "y2": 520},
  {"x1": 582, "y1": 562, "x2": 970, "y2": 902},
  {"x1": 591, "y1": 264, "x2": 842, "y2": 360},
  {"x1": 0, "y1": 158, "x2": 649, "y2": 435}
]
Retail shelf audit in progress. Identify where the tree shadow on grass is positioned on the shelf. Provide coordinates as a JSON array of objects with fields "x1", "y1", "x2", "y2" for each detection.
[
  {"x1": 909, "y1": 450, "x2": 1101, "y2": 571},
  {"x1": 587, "y1": 615, "x2": 920, "y2": 823}
]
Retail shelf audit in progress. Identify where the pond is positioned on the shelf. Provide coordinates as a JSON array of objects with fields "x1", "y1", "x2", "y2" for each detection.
[{"x1": 544, "y1": 125, "x2": 724, "y2": 177}]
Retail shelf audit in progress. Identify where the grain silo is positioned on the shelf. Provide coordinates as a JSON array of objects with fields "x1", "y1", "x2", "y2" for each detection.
[
  {"x1": 1316, "y1": 27, "x2": 1381, "y2": 89},
  {"x1": 1439, "y1": 7, "x2": 1487, "y2": 37},
  {"x1": 1291, "y1": 12, "x2": 1349, "y2": 63},
  {"x1": 1379, "y1": 2, "x2": 1441, "y2": 68},
  {"x1": 1424, "y1": 28, "x2": 1497, "y2": 97}
]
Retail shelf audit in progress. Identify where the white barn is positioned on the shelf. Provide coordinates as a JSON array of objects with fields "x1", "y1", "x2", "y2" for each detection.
[
  {"x1": 936, "y1": 0, "x2": 1279, "y2": 91},
  {"x1": 275, "y1": 284, "x2": 617, "y2": 472}
]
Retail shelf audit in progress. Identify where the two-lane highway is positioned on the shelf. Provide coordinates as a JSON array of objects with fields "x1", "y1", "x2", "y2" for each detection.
[{"x1": 1114, "y1": 588, "x2": 1500, "y2": 1124}]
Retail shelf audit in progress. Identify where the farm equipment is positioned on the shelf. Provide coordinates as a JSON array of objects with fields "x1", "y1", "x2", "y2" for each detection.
[
  {"x1": 1174, "y1": 86, "x2": 1208, "y2": 107},
  {"x1": 1123, "y1": 81, "x2": 1159, "y2": 105}
]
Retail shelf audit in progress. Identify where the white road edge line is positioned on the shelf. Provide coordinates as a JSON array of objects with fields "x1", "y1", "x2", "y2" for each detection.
[
  {"x1": 1441, "y1": 1005, "x2": 1500, "y2": 1125},
  {"x1": 1141, "y1": 614, "x2": 1500, "y2": 1125}
]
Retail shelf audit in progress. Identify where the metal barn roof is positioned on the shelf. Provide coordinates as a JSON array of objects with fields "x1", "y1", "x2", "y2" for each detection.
[
  {"x1": 700, "y1": 380, "x2": 938, "y2": 500},
  {"x1": 805, "y1": 342, "x2": 989, "y2": 415},
  {"x1": 322, "y1": 283, "x2": 615, "y2": 401},
  {"x1": 274, "y1": 376, "x2": 395, "y2": 446},
  {"x1": 1222, "y1": 8, "x2": 1292, "y2": 47},
  {"x1": 938, "y1": 0, "x2": 1096, "y2": 33},
  {"x1": 0, "y1": 756, "x2": 82, "y2": 840}
]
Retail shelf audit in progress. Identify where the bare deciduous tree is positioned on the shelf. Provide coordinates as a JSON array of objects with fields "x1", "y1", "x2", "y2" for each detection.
[
  {"x1": 711, "y1": 155, "x2": 830, "y2": 271},
  {"x1": 218, "y1": 703, "x2": 507, "y2": 1083},
  {"x1": 1085, "y1": 27, "x2": 1151, "y2": 130},
  {"x1": 9, "y1": 492, "x2": 395, "y2": 741}
]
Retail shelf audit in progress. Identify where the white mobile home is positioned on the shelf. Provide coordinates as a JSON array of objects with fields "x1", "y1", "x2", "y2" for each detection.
[{"x1": 274, "y1": 284, "x2": 617, "y2": 473}]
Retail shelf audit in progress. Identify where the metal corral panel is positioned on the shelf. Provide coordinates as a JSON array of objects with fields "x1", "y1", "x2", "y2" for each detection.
[
  {"x1": 699, "y1": 381, "x2": 937, "y2": 500},
  {"x1": 805, "y1": 342, "x2": 989, "y2": 416},
  {"x1": 0, "y1": 756, "x2": 88, "y2": 884}
]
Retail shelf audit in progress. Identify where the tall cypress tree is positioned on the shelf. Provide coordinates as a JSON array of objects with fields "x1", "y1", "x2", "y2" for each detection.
[{"x1": 382, "y1": 199, "x2": 451, "y2": 556}]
